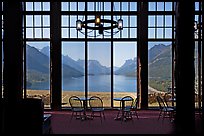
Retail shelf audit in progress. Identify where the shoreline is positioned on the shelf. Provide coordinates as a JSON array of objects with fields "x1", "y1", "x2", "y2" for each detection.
[{"x1": 27, "y1": 87, "x2": 164, "y2": 107}]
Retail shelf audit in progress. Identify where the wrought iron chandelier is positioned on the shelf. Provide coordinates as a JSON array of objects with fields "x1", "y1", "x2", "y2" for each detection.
[{"x1": 76, "y1": 2, "x2": 123, "y2": 37}]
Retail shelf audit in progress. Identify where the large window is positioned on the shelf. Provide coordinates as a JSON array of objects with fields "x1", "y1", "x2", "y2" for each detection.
[
  {"x1": 148, "y1": 1, "x2": 175, "y2": 107},
  {"x1": 113, "y1": 42, "x2": 137, "y2": 107},
  {"x1": 88, "y1": 42, "x2": 111, "y2": 107},
  {"x1": 24, "y1": 2, "x2": 51, "y2": 108},
  {"x1": 148, "y1": 42, "x2": 173, "y2": 107},
  {"x1": 18, "y1": 1, "x2": 203, "y2": 110},
  {"x1": 61, "y1": 42, "x2": 85, "y2": 107},
  {"x1": 26, "y1": 42, "x2": 50, "y2": 108}
]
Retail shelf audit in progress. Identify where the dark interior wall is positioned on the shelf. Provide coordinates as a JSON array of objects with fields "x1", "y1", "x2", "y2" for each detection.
[
  {"x1": 175, "y1": 1, "x2": 195, "y2": 134},
  {"x1": 3, "y1": 2, "x2": 23, "y2": 103},
  {"x1": 2, "y1": 2, "x2": 44, "y2": 134}
]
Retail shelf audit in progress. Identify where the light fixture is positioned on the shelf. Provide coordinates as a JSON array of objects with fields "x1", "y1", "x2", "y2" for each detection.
[{"x1": 76, "y1": 2, "x2": 123, "y2": 37}]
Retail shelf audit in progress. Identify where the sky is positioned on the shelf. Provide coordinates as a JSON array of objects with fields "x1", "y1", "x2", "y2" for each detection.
[{"x1": 24, "y1": 2, "x2": 198, "y2": 67}]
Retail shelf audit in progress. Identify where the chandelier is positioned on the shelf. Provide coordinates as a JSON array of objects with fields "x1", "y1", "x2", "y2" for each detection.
[{"x1": 76, "y1": 2, "x2": 123, "y2": 37}]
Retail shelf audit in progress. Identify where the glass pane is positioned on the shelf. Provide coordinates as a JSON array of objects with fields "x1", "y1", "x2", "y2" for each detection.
[
  {"x1": 26, "y1": 2, "x2": 33, "y2": 11},
  {"x1": 43, "y1": 15, "x2": 50, "y2": 27},
  {"x1": 130, "y1": 28, "x2": 137, "y2": 38},
  {"x1": 34, "y1": 15, "x2": 41, "y2": 27},
  {"x1": 70, "y1": 2, "x2": 77, "y2": 11},
  {"x1": 88, "y1": 2, "x2": 94, "y2": 11},
  {"x1": 26, "y1": 28, "x2": 33, "y2": 38},
  {"x1": 43, "y1": 2, "x2": 50, "y2": 11},
  {"x1": 157, "y1": 15, "x2": 163, "y2": 27},
  {"x1": 130, "y1": 2, "x2": 137, "y2": 11},
  {"x1": 157, "y1": 28, "x2": 163, "y2": 38},
  {"x1": 114, "y1": 42, "x2": 137, "y2": 107},
  {"x1": 43, "y1": 28, "x2": 50, "y2": 38},
  {"x1": 26, "y1": 16, "x2": 33, "y2": 27},
  {"x1": 165, "y1": 16, "x2": 172, "y2": 27},
  {"x1": 165, "y1": 2, "x2": 172, "y2": 11},
  {"x1": 62, "y1": 2, "x2": 69, "y2": 11},
  {"x1": 62, "y1": 16, "x2": 69, "y2": 27},
  {"x1": 157, "y1": 2, "x2": 164, "y2": 11},
  {"x1": 148, "y1": 28, "x2": 155, "y2": 39},
  {"x1": 62, "y1": 28, "x2": 69, "y2": 38},
  {"x1": 165, "y1": 28, "x2": 172, "y2": 38},
  {"x1": 130, "y1": 16, "x2": 137, "y2": 27},
  {"x1": 148, "y1": 16, "x2": 155, "y2": 27},
  {"x1": 62, "y1": 42, "x2": 85, "y2": 107},
  {"x1": 114, "y1": 2, "x2": 120, "y2": 11},
  {"x1": 78, "y1": 2, "x2": 85, "y2": 11},
  {"x1": 148, "y1": 42, "x2": 172, "y2": 107},
  {"x1": 26, "y1": 42, "x2": 50, "y2": 108},
  {"x1": 88, "y1": 42, "x2": 111, "y2": 107},
  {"x1": 104, "y1": 2, "x2": 111, "y2": 11},
  {"x1": 35, "y1": 28, "x2": 42, "y2": 38},
  {"x1": 122, "y1": 2, "x2": 128, "y2": 11},
  {"x1": 34, "y1": 2, "x2": 42, "y2": 11},
  {"x1": 149, "y1": 2, "x2": 156, "y2": 11}
]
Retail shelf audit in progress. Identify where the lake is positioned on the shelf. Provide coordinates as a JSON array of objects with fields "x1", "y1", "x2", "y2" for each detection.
[{"x1": 29, "y1": 75, "x2": 137, "y2": 93}]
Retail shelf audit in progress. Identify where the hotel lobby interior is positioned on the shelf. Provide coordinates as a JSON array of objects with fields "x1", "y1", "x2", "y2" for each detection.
[{"x1": 0, "y1": 1, "x2": 203, "y2": 134}]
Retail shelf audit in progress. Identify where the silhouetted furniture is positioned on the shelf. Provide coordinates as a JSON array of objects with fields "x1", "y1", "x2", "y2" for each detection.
[
  {"x1": 114, "y1": 96, "x2": 134, "y2": 122},
  {"x1": 130, "y1": 97, "x2": 139, "y2": 119},
  {"x1": 18, "y1": 98, "x2": 44, "y2": 134},
  {"x1": 2, "y1": 98, "x2": 44, "y2": 134},
  {"x1": 69, "y1": 96, "x2": 84, "y2": 121},
  {"x1": 89, "y1": 96, "x2": 105, "y2": 123},
  {"x1": 0, "y1": 98, "x2": 5, "y2": 134},
  {"x1": 156, "y1": 95, "x2": 175, "y2": 121},
  {"x1": 164, "y1": 93, "x2": 176, "y2": 110},
  {"x1": 43, "y1": 114, "x2": 52, "y2": 134}
]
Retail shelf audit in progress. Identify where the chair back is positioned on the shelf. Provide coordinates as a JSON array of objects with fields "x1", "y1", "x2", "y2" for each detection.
[
  {"x1": 69, "y1": 96, "x2": 83, "y2": 110},
  {"x1": 156, "y1": 95, "x2": 167, "y2": 110},
  {"x1": 132, "y1": 97, "x2": 138, "y2": 109},
  {"x1": 89, "y1": 96, "x2": 103, "y2": 109},
  {"x1": 121, "y1": 96, "x2": 134, "y2": 110}
]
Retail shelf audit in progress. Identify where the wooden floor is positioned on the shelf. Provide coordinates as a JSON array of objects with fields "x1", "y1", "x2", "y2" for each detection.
[{"x1": 45, "y1": 110, "x2": 177, "y2": 134}]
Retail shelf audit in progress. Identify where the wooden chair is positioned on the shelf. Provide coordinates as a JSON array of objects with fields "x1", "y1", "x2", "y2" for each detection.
[
  {"x1": 89, "y1": 96, "x2": 105, "y2": 123},
  {"x1": 69, "y1": 96, "x2": 84, "y2": 122},
  {"x1": 156, "y1": 95, "x2": 175, "y2": 121}
]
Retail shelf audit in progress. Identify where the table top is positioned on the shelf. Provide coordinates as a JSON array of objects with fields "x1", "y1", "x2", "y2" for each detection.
[
  {"x1": 78, "y1": 97, "x2": 90, "y2": 101},
  {"x1": 113, "y1": 97, "x2": 133, "y2": 101}
]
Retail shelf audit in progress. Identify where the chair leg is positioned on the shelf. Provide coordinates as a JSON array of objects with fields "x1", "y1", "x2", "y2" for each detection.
[
  {"x1": 158, "y1": 110, "x2": 162, "y2": 120},
  {"x1": 70, "y1": 111, "x2": 74, "y2": 122},
  {"x1": 102, "y1": 111, "x2": 105, "y2": 120},
  {"x1": 135, "y1": 111, "x2": 139, "y2": 119}
]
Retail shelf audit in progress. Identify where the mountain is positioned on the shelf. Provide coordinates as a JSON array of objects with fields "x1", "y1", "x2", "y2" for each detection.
[
  {"x1": 88, "y1": 60, "x2": 110, "y2": 75},
  {"x1": 27, "y1": 45, "x2": 50, "y2": 74},
  {"x1": 76, "y1": 59, "x2": 110, "y2": 75},
  {"x1": 114, "y1": 44, "x2": 172, "y2": 80},
  {"x1": 148, "y1": 44, "x2": 169, "y2": 62},
  {"x1": 62, "y1": 55, "x2": 84, "y2": 73},
  {"x1": 115, "y1": 58, "x2": 137, "y2": 76},
  {"x1": 26, "y1": 45, "x2": 84, "y2": 85},
  {"x1": 28, "y1": 44, "x2": 173, "y2": 81},
  {"x1": 148, "y1": 44, "x2": 172, "y2": 80},
  {"x1": 40, "y1": 46, "x2": 84, "y2": 73},
  {"x1": 40, "y1": 46, "x2": 50, "y2": 57}
]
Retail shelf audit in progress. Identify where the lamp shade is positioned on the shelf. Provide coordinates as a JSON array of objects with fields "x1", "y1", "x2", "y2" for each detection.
[
  {"x1": 76, "y1": 20, "x2": 82, "y2": 30},
  {"x1": 95, "y1": 15, "x2": 101, "y2": 26},
  {"x1": 118, "y1": 19, "x2": 123, "y2": 30}
]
